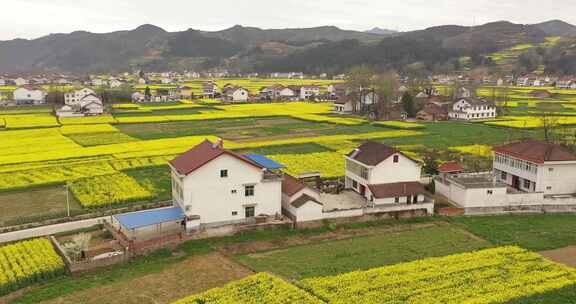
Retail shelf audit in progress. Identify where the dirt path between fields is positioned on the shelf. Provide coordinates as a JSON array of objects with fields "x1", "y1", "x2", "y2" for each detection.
[
  {"x1": 540, "y1": 246, "x2": 576, "y2": 267},
  {"x1": 39, "y1": 252, "x2": 254, "y2": 304}
]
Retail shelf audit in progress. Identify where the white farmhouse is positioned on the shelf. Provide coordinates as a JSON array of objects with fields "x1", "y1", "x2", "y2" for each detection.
[
  {"x1": 333, "y1": 97, "x2": 353, "y2": 113},
  {"x1": 13, "y1": 86, "x2": 46, "y2": 105},
  {"x1": 345, "y1": 141, "x2": 432, "y2": 208},
  {"x1": 223, "y1": 86, "x2": 249, "y2": 103},
  {"x1": 300, "y1": 85, "x2": 320, "y2": 100},
  {"x1": 65, "y1": 88, "x2": 96, "y2": 105},
  {"x1": 79, "y1": 94, "x2": 104, "y2": 115},
  {"x1": 493, "y1": 139, "x2": 576, "y2": 195},
  {"x1": 168, "y1": 139, "x2": 284, "y2": 231},
  {"x1": 281, "y1": 174, "x2": 323, "y2": 223},
  {"x1": 448, "y1": 97, "x2": 497, "y2": 121},
  {"x1": 14, "y1": 77, "x2": 28, "y2": 86}
]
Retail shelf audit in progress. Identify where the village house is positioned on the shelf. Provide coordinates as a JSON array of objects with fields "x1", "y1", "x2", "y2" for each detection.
[
  {"x1": 417, "y1": 103, "x2": 448, "y2": 121},
  {"x1": 435, "y1": 139, "x2": 576, "y2": 213},
  {"x1": 281, "y1": 174, "x2": 324, "y2": 223},
  {"x1": 493, "y1": 140, "x2": 576, "y2": 195},
  {"x1": 108, "y1": 79, "x2": 124, "y2": 88},
  {"x1": 168, "y1": 139, "x2": 284, "y2": 231},
  {"x1": 14, "y1": 77, "x2": 28, "y2": 86},
  {"x1": 259, "y1": 85, "x2": 295, "y2": 101},
  {"x1": 333, "y1": 97, "x2": 354, "y2": 113},
  {"x1": 176, "y1": 86, "x2": 194, "y2": 99},
  {"x1": 448, "y1": 97, "x2": 497, "y2": 121},
  {"x1": 556, "y1": 78, "x2": 576, "y2": 89},
  {"x1": 131, "y1": 92, "x2": 146, "y2": 103},
  {"x1": 344, "y1": 141, "x2": 432, "y2": 209},
  {"x1": 222, "y1": 86, "x2": 250, "y2": 103},
  {"x1": 65, "y1": 88, "x2": 97, "y2": 105},
  {"x1": 13, "y1": 85, "x2": 47, "y2": 105},
  {"x1": 202, "y1": 82, "x2": 219, "y2": 99},
  {"x1": 57, "y1": 92, "x2": 104, "y2": 117},
  {"x1": 299, "y1": 85, "x2": 320, "y2": 100},
  {"x1": 327, "y1": 83, "x2": 348, "y2": 98}
]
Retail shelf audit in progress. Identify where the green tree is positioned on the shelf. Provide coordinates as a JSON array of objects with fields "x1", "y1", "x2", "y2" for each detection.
[{"x1": 401, "y1": 92, "x2": 416, "y2": 118}]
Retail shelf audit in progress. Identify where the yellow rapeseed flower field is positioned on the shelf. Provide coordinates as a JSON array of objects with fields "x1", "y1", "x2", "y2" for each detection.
[
  {"x1": 68, "y1": 173, "x2": 154, "y2": 208},
  {"x1": 173, "y1": 273, "x2": 323, "y2": 304},
  {"x1": 0, "y1": 238, "x2": 66, "y2": 296},
  {"x1": 299, "y1": 246, "x2": 576, "y2": 304}
]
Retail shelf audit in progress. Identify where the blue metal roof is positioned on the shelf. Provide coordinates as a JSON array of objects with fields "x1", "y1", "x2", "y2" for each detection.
[
  {"x1": 114, "y1": 207, "x2": 185, "y2": 230},
  {"x1": 243, "y1": 153, "x2": 285, "y2": 169}
]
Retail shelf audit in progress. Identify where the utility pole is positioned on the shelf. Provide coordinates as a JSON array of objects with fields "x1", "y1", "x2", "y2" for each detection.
[{"x1": 65, "y1": 184, "x2": 70, "y2": 217}]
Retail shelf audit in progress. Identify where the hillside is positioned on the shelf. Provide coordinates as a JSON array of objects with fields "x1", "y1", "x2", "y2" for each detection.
[{"x1": 1, "y1": 20, "x2": 576, "y2": 74}]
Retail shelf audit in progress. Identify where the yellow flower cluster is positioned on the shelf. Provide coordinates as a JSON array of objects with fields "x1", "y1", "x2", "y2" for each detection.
[
  {"x1": 299, "y1": 246, "x2": 576, "y2": 304},
  {"x1": 269, "y1": 151, "x2": 345, "y2": 178},
  {"x1": 484, "y1": 116, "x2": 576, "y2": 128},
  {"x1": 69, "y1": 173, "x2": 154, "y2": 208},
  {"x1": 173, "y1": 273, "x2": 323, "y2": 304},
  {"x1": 0, "y1": 238, "x2": 66, "y2": 296}
]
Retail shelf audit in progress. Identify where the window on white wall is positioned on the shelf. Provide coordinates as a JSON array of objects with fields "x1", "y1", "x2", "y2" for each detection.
[
  {"x1": 220, "y1": 169, "x2": 228, "y2": 178},
  {"x1": 245, "y1": 185, "x2": 255, "y2": 197}
]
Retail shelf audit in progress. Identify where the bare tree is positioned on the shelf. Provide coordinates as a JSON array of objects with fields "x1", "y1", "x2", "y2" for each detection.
[
  {"x1": 372, "y1": 71, "x2": 399, "y2": 120},
  {"x1": 346, "y1": 66, "x2": 374, "y2": 113},
  {"x1": 541, "y1": 112, "x2": 560, "y2": 142}
]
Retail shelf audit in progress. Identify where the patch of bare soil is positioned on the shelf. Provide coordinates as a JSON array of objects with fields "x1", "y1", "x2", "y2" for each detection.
[
  {"x1": 39, "y1": 252, "x2": 254, "y2": 304},
  {"x1": 540, "y1": 246, "x2": 576, "y2": 267}
]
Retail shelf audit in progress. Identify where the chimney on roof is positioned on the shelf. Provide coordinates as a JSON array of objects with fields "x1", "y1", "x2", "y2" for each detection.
[
  {"x1": 213, "y1": 138, "x2": 223, "y2": 149},
  {"x1": 350, "y1": 149, "x2": 361, "y2": 159}
]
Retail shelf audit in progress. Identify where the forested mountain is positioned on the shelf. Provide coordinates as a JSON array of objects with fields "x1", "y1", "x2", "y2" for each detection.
[{"x1": 1, "y1": 20, "x2": 576, "y2": 74}]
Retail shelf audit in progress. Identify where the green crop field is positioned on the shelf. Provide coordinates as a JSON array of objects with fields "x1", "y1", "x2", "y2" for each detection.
[{"x1": 235, "y1": 224, "x2": 490, "y2": 279}]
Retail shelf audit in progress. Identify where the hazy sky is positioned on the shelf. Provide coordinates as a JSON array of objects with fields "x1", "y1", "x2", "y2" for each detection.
[{"x1": 2, "y1": 0, "x2": 574, "y2": 40}]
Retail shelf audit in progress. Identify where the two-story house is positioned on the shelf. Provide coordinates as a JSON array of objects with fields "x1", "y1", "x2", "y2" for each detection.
[
  {"x1": 202, "y1": 82, "x2": 219, "y2": 98},
  {"x1": 299, "y1": 85, "x2": 320, "y2": 100},
  {"x1": 168, "y1": 139, "x2": 284, "y2": 231},
  {"x1": 65, "y1": 88, "x2": 97, "y2": 105},
  {"x1": 448, "y1": 97, "x2": 497, "y2": 121},
  {"x1": 344, "y1": 141, "x2": 429, "y2": 206},
  {"x1": 493, "y1": 139, "x2": 576, "y2": 195}
]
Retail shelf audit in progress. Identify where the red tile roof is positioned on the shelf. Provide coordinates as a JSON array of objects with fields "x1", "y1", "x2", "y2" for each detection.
[
  {"x1": 438, "y1": 161, "x2": 464, "y2": 173},
  {"x1": 368, "y1": 182, "x2": 426, "y2": 199},
  {"x1": 493, "y1": 139, "x2": 576, "y2": 164},
  {"x1": 169, "y1": 139, "x2": 262, "y2": 175},
  {"x1": 282, "y1": 174, "x2": 307, "y2": 196}
]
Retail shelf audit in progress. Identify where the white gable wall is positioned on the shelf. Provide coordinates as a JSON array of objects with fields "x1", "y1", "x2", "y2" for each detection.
[{"x1": 176, "y1": 154, "x2": 281, "y2": 225}]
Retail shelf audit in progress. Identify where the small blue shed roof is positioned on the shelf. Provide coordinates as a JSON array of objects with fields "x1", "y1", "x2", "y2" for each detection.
[
  {"x1": 243, "y1": 153, "x2": 285, "y2": 169},
  {"x1": 114, "y1": 207, "x2": 185, "y2": 230}
]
